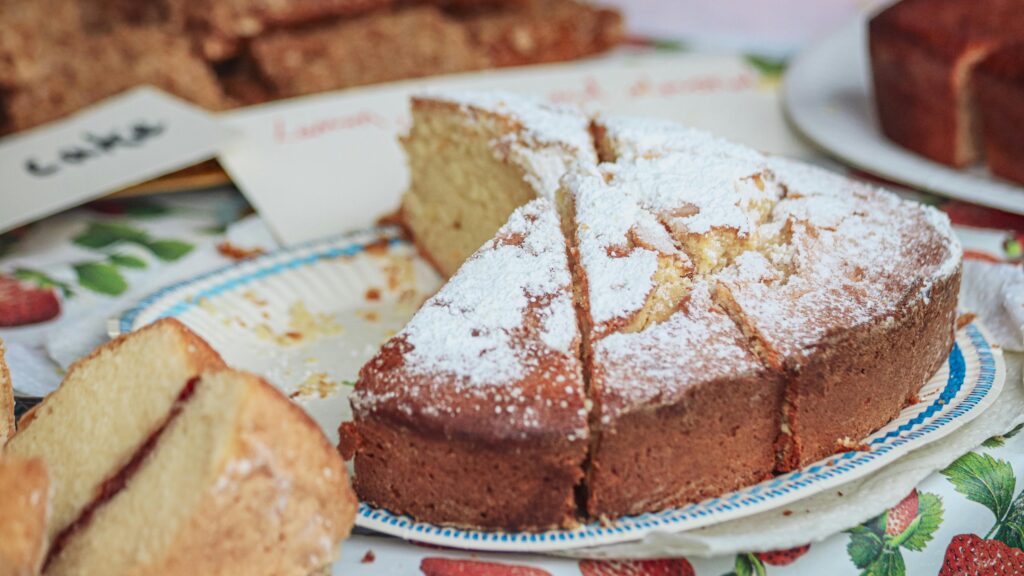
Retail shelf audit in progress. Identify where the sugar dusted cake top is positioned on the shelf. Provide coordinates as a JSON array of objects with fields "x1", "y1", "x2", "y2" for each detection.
[{"x1": 353, "y1": 198, "x2": 587, "y2": 443}]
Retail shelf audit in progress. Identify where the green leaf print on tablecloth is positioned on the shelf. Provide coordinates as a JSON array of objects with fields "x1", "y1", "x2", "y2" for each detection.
[
  {"x1": 943, "y1": 453, "x2": 1015, "y2": 526},
  {"x1": 845, "y1": 489, "x2": 944, "y2": 576},
  {"x1": 73, "y1": 262, "x2": 128, "y2": 296}
]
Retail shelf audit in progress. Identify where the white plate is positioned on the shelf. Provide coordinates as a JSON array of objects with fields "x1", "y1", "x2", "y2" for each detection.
[
  {"x1": 119, "y1": 227, "x2": 1006, "y2": 552},
  {"x1": 783, "y1": 18, "x2": 1024, "y2": 215}
]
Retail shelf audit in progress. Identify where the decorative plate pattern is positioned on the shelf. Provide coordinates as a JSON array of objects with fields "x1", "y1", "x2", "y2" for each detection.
[{"x1": 119, "y1": 227, "x2": 1005, "y2": 552}]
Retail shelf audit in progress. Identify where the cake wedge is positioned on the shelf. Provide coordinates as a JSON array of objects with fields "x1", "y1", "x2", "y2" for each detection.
[
  {"x1": 343, "y1": 198, "x2": 588, "y2": 530},
  {"x1": 1, "y1": 340, "x2": 12, "y2": 446},
  {"x1": 400, "y1": 91, "x2": 595, "y2": 277}
]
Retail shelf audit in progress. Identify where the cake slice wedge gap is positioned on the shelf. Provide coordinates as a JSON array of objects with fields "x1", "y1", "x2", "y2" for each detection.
[
  {"x1": 4, "y1": 318, "x2": 226, "y2": 543},
  {"x1": 44, "y1": 369, "x2": 355, "y2": 576},
  {"x1": 400, "y1": 91, "x2": 596, "y2": 277},
  {"x1": 342, "y1": 198, "x2": 589, "y2": 530},
  {"x1": 0, "y1": 458, "x2": 50, "y2": 576}
]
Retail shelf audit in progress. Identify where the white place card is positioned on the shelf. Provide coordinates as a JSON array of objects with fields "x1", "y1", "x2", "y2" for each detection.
[
  {"x1": 219, "y1": 53, "x2": 810, "y2": 246},
  {"x1": 0, "y1": 86, "x2": 236, "y2": 234}
]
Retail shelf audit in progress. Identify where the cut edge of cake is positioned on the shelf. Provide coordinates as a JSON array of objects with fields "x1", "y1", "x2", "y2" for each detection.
[
  {"x1": 345, "y1": 197, "x2": 590, "y2": 530},
  {"x1": 1, "y1": 339, "x2": 12, "y2": 446},
  {"x1": 399, "y1": 90, "x2": 595, "y2": 277}
]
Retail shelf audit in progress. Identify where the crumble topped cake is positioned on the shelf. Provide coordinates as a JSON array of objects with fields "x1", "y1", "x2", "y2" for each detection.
[
  {"x1": 343, "y1": 93, "x2": 963, "y2": 530},
  {"x1": 346, "y1": 197, "x2": 587, "y2": 530}
]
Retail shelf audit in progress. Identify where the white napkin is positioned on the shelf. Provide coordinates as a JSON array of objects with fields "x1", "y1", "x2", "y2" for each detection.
[{"x1": 960, "y1": 260, "x2": 1024, "y2": 351}]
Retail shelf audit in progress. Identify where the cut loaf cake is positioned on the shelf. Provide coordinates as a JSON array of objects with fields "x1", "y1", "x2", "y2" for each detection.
[{"x1": 0, "y1": 458, "x2": 50, "y2": 576}]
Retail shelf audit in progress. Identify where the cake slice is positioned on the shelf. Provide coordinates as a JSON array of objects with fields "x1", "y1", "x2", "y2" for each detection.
[
  {"x1": 5, "y1": 318, "x2": 225, "y2": 544},
  {"x1": 44, "y1": 369, "x2": 355, "y2": 576},
  {"x1": 1, "y1": 340, "x2": 12, "y2": 446},
  {"x1": 343, "y1": 198, "x2": 588, "y2": 530},
  {"x1": 869, "y1": 0, "x2": 1024, "y2": 166},
  {"x1": 0, "y1": 458, "x2": 50, "y2": 576},
  {"x1": 400, "y1": 91, "x2": 596, "y2": 277},
  {"x1": 715, "y1": 159, "x2": 962, "y2": 470},
  {"x1": 974, "y1": 42, "x2": 1024, "y2": 185},
  {"x1": 561, "y1": 138, "x2": 784, "y2": 518}
]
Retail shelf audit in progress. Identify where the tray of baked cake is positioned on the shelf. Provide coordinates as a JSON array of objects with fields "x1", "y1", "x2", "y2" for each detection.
[
  {"x1": 0, "y1": 0, "x2": 624, "y2": 197},
  {"x1": 106, "y1": 92, "x2": 1004, "y2": 553}
]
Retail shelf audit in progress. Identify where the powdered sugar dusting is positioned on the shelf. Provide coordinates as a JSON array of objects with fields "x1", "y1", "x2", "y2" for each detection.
[
  {"x1": 597, "y1": 115, "x2": 764, "y2": 164},
  {"x1": 401, "y1": 198, "x2": 575, "y2": 385},
  {"x1": 595, "y1": 282, "x2": 762, "y2": 417},
  {"x1": 567, "y1": 167, "x2": 660, "y2": 325}
]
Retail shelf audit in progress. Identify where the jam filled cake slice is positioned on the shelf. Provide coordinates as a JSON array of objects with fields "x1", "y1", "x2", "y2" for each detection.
[
  {"x1": 0, "y1": 458, "x2": 50, "y2": 576},
  {"x1": 400, "y1": 91, "x2": 596, "y2": 277},
  {"x1": 343, "y1": 198, "x2": 588, "y2": 530},
  {"x1": 4, "y1": 318, "x2": 226, "y2": 543},
  {"x1": 716, "y1": 159, "x2": 962, "y2": 471},
  {"x1": 561, "y1": 132, "x2": 785, "y2": 519},
  {"x1": 44, "y1": 369, "x2": 355, "y2": 576}
]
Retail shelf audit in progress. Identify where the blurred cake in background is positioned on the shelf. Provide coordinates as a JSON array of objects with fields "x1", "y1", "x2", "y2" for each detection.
[
  {"x1": 869, "y1": 0, "x2": 1024, "y2": 185},
  {"x1": 0, "y1": 0, "x2": 623, "y2": 134}
]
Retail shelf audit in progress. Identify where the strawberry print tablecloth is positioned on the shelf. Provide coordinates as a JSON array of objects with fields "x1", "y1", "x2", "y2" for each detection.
[{"x1": 2, "y1": 36, "x2": 1024, "y2": 576}]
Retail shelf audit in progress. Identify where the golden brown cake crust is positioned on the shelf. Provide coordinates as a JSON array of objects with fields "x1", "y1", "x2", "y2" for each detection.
[
  {"x1": 0, "y1": 458, "x2": 50, "y2": 576},
  {"x1": 0, "y1": 340, "x2": 13, "y2": 447}
]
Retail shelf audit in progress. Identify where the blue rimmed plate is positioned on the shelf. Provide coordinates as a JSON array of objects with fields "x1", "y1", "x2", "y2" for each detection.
[{"x1": 119, "y1": 227, "x2": 1004, "y2": 552}]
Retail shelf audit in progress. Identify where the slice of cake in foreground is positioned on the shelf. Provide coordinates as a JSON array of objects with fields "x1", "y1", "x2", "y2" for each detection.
[
  {"x1": 1, "y1": 340, "x2": 12, "y2": 445},
  {"x1": 45, "y1": 369, "x2": 355, "y2": 576},
  {"x1": 716, "y1": 159, "x2": 962, "y2": 470},
  {"x1": 344, "y1": 198, "x2": 588, "y2": 530},
  {"x1": 400, "y1": 91, "x2": 595, "y2": 277},
  {"x1": 5, "y1": 318, "x2": 225, "y2": 543},
  {"x1": 562, "y1": 129, "x2": 785, "y2": 518},
  {"x1": 0, "y1": 458, "x2": 50, "y2": 576}
]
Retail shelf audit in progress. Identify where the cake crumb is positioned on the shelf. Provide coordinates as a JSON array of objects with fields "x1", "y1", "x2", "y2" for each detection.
[
  {"x1": 955, "y1": 312, "x2": 976, "y2": 330},
  {"x1": 783, "y1": 510, "x2": 793, "y2": 516},
  {"x1": 361, "y1": 550, "x2": 376, "y2": 564},
  {"x1": 365, "y1": 288, "x2": 382, "y2": 301},
  {"x1": 217, "y1": 241, "x2": 266, "y2": 261},
  {"x1": 834, "y1": 437, "x2": 871, "y2": 453}
]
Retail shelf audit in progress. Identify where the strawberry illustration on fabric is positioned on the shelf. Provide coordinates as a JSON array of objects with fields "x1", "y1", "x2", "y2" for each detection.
[
  {"x1": 719, "y1": 545, "x2": 810, "y2": 575},
  {"x1": 939, "y1": 451, "x2": 1024, "y2": 575},
  {"x1": 421, "y1": 557, "x2": 552, "y2": 576},
  {"x1": 0, "y1": 274, "x2": 61, "y2": 327},
  {"x1": 579, "y1": 558, "x2": 695, "y2": 576},
  {"x1": 845, "y1": 489, "x2": 944, "y2": 575}
]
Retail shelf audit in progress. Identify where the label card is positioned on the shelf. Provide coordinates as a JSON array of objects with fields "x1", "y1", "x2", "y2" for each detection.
[
  {"x1": 0, "y1": 86, "x2": 237, "y2": 234},
  {"x1": 219, "y1": 53, "x2": 810, "y2": 246}
]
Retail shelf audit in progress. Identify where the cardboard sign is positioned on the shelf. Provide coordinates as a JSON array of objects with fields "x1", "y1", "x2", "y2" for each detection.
[
  {"x1": 219, "y1": 53, "x2": 811, "y2": 245},
  {"x1": 0, "y1": 87, "x2": 236, "y2": 234}
]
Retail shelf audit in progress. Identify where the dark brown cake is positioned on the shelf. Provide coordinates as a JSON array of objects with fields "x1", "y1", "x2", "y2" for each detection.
[
  {"x1": 343, "y1": 198, "x2": 589, "y2": 530},
  {"x1": 974, "y1": 43, "x2": 1024, "y2": 185},
  {"x1": 869, "y1": 0, "x2": 1024, "y2": 167}
]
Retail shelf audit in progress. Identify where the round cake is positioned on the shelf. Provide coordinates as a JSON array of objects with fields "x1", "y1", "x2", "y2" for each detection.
[{"x1": 340, "y1": 92, "x2": 963, "y2": 531}]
